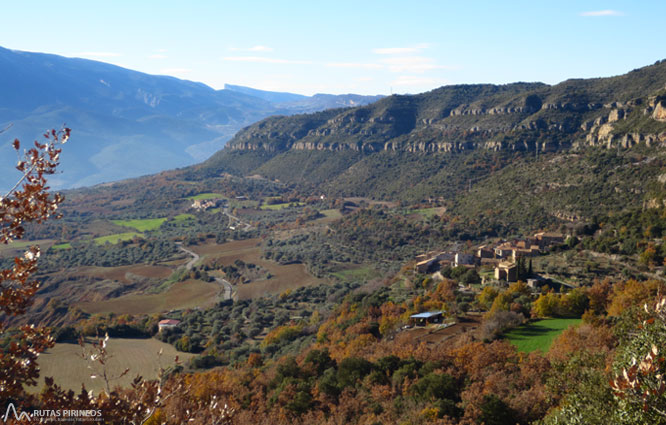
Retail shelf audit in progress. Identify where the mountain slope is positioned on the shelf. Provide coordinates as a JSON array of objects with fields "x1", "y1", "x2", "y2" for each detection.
[
  {"x1": 192, "y1": 60, "x2": 666, "y2": 225},
  {"x1": 0, "y1": 47, "x2": 381, "y2": 190}
]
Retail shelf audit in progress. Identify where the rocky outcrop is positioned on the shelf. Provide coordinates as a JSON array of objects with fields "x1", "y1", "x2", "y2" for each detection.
[
  {"x1": 654, "y1": 101, "x2": 666, "y2": 122},
  {"x1": 608, "y1": 109, "x2": 625, "y2": 122}
]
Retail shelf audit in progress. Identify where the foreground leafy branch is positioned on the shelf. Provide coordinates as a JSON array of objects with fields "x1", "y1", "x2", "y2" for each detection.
[{"x1": 0, "y1": 128, "x2": 69, "y2": 401}]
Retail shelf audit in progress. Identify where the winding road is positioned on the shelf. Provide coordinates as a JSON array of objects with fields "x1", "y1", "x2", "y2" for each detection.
[
  {"x1": 176, "y1": 243, "x2": 235, "y2": 301},
  {"x1": 223, "y1": 207, "x2": 252, "y2": 231},
  {"x1": 176, "y1": 243, "x2": 200, "y2": 270}
]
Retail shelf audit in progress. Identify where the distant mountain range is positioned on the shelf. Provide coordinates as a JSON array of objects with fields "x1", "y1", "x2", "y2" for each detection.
[{"x1": 0, "y1": 46, "x2": 382, "y2": 191}]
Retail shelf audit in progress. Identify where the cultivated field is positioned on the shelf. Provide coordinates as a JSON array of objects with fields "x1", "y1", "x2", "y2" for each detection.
[
  {"x1": 77, "y1": 279, "x2": 221, "y2": 314},
  {"x1": 37, "y1": 338, "x2": 195, "y2": 393},
  {"x1": 331, "y1": 266, "x2": 376, "y2": 282},
  {"x1": 111, "y1": 218, "x2": 167, "y2": 232},
  {"x1": 504, "y1": 318, "x2": 582, "y2": 353},
  {"x1": 409, "y1": 207, "x2": 447, "y2": 219},
  {"x1": 81, "y1": 264, "x2": 174, "y2": 283},
  {"x1": 0, "y1": 238, "x2": 55, "y2": 257},
  {"x1": 191, "y1": 238, "x2": 326, "y2": 300},
  {"x1": 260, "y1": 201, "x2": 305, "y2": 210},
  {"x1": 186, "y1": 192, "x2": 224, "y2": 200}
]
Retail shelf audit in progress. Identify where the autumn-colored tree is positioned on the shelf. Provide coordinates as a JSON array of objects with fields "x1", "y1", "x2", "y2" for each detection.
[
  {"x1": 587, "y1": 278, "x2": 612, "y2": 316},
  {"x1": 547, "y1": 322, "x2": 616, "y2": 364},
  {"x1": 532, "y1": 292, "x2": 561, "y2": 317},
  {"x1": 0, "y1": 128, "x2": 69, "y2": 402},
  {"x1": 487, "y1": 292, "x2": 511, "y2": 315},
  {"x1": 559, "y1": 287, "x2": 589, "y2": 317},
  {"x1": 477, "y1": 285, "x2": 499, "y2": 309},
  {"x1": 506, "y1": 280, "x2": 531, "y2": 298},
  {"x1": 607, "y1": 279, "x2": 666, "y2": 317}
]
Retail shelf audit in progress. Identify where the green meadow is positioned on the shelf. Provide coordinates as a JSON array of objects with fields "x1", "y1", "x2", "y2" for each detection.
[
  {"x1": 111, "y1": 218, "x2": 166, "y2": 232},
  {"x1": 187, "y1": 193, "x2": 224, "y2": 201},
  {"x1": 504, "y1": 318, "x2": 582, "y2": 353}
]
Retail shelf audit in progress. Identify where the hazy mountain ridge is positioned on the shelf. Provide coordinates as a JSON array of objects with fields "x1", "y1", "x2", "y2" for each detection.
[{"x1": 0, "y1": 47, "x2": 381, "y2": 190}]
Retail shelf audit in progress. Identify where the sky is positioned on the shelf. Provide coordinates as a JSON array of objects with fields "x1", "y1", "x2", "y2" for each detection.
[{"x1": 2, "y1": 1, "x2": 665, "y2": 96}]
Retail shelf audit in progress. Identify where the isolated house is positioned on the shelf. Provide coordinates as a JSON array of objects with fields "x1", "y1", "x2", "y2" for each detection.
[
  {"x1": 158, "y1": 319, "x2": 181, "y2": 332},
  {"x1": 410, "y1": 311, "x2": 443, "y2": 326}
]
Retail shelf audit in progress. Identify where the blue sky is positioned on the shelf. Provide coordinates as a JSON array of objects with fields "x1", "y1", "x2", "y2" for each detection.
[{"x1": 2, "y1": 1, "x2": 665, "y2": 95}]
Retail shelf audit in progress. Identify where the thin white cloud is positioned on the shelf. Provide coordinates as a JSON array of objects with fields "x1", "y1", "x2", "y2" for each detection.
[
  {"x1": 148, "y1": 54, "x2": 168, "y2": 59},
  {"x1": 373, "y1": 43, "x2": 430, "y2": 55},
  {"x1": 580, "y1": 10, "x2": 623, "y2": 16},
  {"x1": 76, "y1": 51, "x2": 121, "y2": 58},
  {"x1": 222, "y1": 56, "x2": 311, "y2": 65},
  {"x1": 381, "y1": 56, "x2": 452, "y2": 73},
  {"x1": 326, "y1": 62, "x2": 383, "y2": 69},
  {"x1": 229, "y1": 45, "x2": 274, "y2": 52}
]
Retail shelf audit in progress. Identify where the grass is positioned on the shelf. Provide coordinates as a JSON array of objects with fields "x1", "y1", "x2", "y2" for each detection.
[
  {"x1": 172, "y1": 213, "x2": 195, "y2": 222},
  {"x1": 187, "y1": 192, "x2": 224, "y2": 201},
  {"x1": 111, "y1": 218, "x2": 167, "y2": 232},
  {"x1": 36, "y1": 338, "x2": 195, "y2": 393},
  {"x1": 331, "y1": 266, "x2": 375, "y2": 281},
  {"x1": 94, "y1": 232, "x2": 143, "y2": 245},
  {"x1": 260, "y1": 202, "x2": 305, "y2": 210},
  {"x1": 409, "y1": 207, "x2": 446, "y2": 218},
  {"x1": 228, "y1": 199, "x2": 260, "y2": 209},
  {"x1": 320, "y1": 209, "x2": 343, "y2": 219},
  {"x1": 51, "y1": 242, "x2": 72, "y2": 250},
  {"x1": 504, "y1": 318, "x2": 582, "y2": 353}
]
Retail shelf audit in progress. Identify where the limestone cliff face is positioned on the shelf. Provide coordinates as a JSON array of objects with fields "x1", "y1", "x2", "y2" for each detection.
[
  {"x1": 224, "y1": 61, "x2": 666, "y2": 156},
  {"x1": 226, "y1": 95, "x2": 666, "y2": 155},
  {"x1": 581, "y1": 98, "x2": 666, "y2": 148},
  {"x1": 654, "y1": 101, "x2": 666, "y2": 122}
]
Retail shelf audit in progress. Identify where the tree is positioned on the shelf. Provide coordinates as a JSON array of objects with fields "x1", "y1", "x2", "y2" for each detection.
[
  {"x1": 533, "y1": 292, "x2": 561, "y2": 317},
  {"x1": 0, "y1": 128, "x2": 69, "y2": 402},
  {"x1": 610, "y1": 296, "x2": 666, "y2": 422}
]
